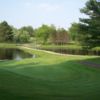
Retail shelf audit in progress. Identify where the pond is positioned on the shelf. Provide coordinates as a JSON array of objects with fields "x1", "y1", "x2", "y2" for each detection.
[{"x1": 0, "y1": 48, "x2": 35, "y2": 60}]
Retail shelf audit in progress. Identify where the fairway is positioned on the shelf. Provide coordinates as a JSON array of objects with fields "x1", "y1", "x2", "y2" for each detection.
[
  {"x1": 0, "y1": 47, "x2": 100, "y2": 100},
  {"x1": 0, "y1": 0, "x2": 100, "y2": 99}
]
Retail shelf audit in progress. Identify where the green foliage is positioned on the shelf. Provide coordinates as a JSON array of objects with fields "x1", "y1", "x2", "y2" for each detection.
[
  {"x1": 13, "y1": 26, "x2": 34, "y2": 43},
  {"x1": 0, "y1": 21, "x2": 13, "y2": 42},
  {"x1": 35, "y1": 25, "x2": 56, "y2": 44},
  {"x1": 35, "y1": 25, "x2": 69, "y2": 45},
  {"x1": 14, "y1": 29, "x2": 30, "y2": 43},
  {"x1": 0, "y1": 21, "x2": 69, "y2": 45},
  {"x1": 20, "y1": 26, "x2": 34, "y2": 36},
  {"x1": 69, "y1": 23, "x2": 80, "y2": 41},
  {"x1": 47, "y1": 25, "x2": 57, "y2": 44},
  {"x1": 79, "y1": 0, "x2": 100, "y2": 48}
]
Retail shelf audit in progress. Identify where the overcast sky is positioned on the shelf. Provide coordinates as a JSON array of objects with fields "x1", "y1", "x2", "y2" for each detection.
[{"x1": 0, "y1": 0, "x2": 88, "y2": 29}]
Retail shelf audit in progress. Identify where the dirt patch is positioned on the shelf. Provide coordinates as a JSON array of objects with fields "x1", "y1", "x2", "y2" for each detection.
[{"x1": 79, "y1": 61, "x2": 100, "y2": 68}]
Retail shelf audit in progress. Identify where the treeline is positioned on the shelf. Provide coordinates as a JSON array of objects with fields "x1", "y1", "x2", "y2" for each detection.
[
  {"x1": 0, "y1": 0, "x2": 100, "y2": 48},
  {"x1": 0, "y1": 21, "x2": 69, "y2": 44}
]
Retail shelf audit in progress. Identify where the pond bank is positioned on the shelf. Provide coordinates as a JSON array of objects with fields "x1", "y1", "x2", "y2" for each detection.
[{"x1": 39, "y1": 48, "x2": 100, "y2": 56}]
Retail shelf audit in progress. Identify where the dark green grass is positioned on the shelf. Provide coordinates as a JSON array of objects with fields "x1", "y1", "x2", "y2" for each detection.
[{"x1": 0, "y1": 47, "x2": 100, "y2": 100}]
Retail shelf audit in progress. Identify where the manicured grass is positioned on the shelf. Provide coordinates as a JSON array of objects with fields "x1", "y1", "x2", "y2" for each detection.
[
  {"x1": 39, "y1": 44, "x2": 82, "y2": 50},
  {"x1": 0, "y1": 45, "x2": 100, "y2": 100},
  {"x1": 40, "y1": 44, "x2": 100, "y2": 51},
  {"x1": 93, "y1": 47, "x2": 100, "y2": 51},
  {"x1": 0, "y1": 43, "x2": 17, "y2": 48}
]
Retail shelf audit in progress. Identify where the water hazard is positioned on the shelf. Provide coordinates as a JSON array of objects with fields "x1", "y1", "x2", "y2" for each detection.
[{"x1": 0, "y1": 48, "x2": 35, "y2": 60}]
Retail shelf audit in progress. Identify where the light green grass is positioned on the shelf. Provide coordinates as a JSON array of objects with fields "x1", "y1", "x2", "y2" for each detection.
[
  {"x1": 39, "y1": 44, "x2": 82, "y2": 50},
  {"x1": 0, "y1": 45, "x2": 100, "y2": 100},
  {"x1": 40, "y1": 44, "x2": 100, "y2": 51},
  {"x1": 0, "y1": 43, "x2": 17, "y2": 48}
]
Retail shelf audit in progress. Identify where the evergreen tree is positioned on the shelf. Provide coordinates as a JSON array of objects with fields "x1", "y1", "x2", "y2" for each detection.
[{"x1": 79, "y1": 0, "x2": 100, "y2": 48}]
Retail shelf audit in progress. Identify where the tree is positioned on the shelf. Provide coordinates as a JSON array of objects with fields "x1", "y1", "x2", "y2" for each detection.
[
  {"x1": 48, "y1": 25, "x2": 56, "y2": 44},
  {"x1": 19, "y1": 30, "x2": 30, "y2": 43},
  {"x1": 79, "y1": 0, "x2": 100, "y2": 48},
  {"x1": 0, "y1": 21, "x2": 13, "y2": 42},
  {"x1": 11, "y1": 26, "x2": 18, "y2": 43},
  {"x1": 20, "y1": 26, "x2": 34, "y2": 36},
  {"x1": 35, "y1": 25, "x2": 53, "y2": 44},
  {"x1": 14, "y1": 26, "x2": 34, "y2": 43},
  {"x1": 68, "y1": 23, "x2": 79, "y2": 41},
  {"x1": 53, "y1": 28, "x2": 69, "y2": 44},
  {"x1": 14, "y1": 29, "x2": 30, "y2": 43}
]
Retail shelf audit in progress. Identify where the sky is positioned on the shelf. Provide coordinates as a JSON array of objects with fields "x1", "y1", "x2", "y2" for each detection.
[{"x1": 0, "y1": 0, "x2": 88, "y2": 29}]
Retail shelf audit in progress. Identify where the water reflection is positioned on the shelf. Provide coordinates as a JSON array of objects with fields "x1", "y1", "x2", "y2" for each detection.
[{"x1": 0, "y1": 48, "x2": 35, "y2": 60}]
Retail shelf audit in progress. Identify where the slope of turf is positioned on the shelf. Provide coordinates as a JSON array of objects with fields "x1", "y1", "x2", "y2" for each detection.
[{"x1": 0, "y1": 47, "x2": 100, "y2": 100}]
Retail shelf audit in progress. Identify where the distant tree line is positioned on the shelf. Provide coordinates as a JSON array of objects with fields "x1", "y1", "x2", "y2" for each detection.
[
  {"x1": 0, "y1": 0, "x2": 99, "y2": 48},
  {"x1": 0, "y1": 21, "x2": 69, "y2": 44}
]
